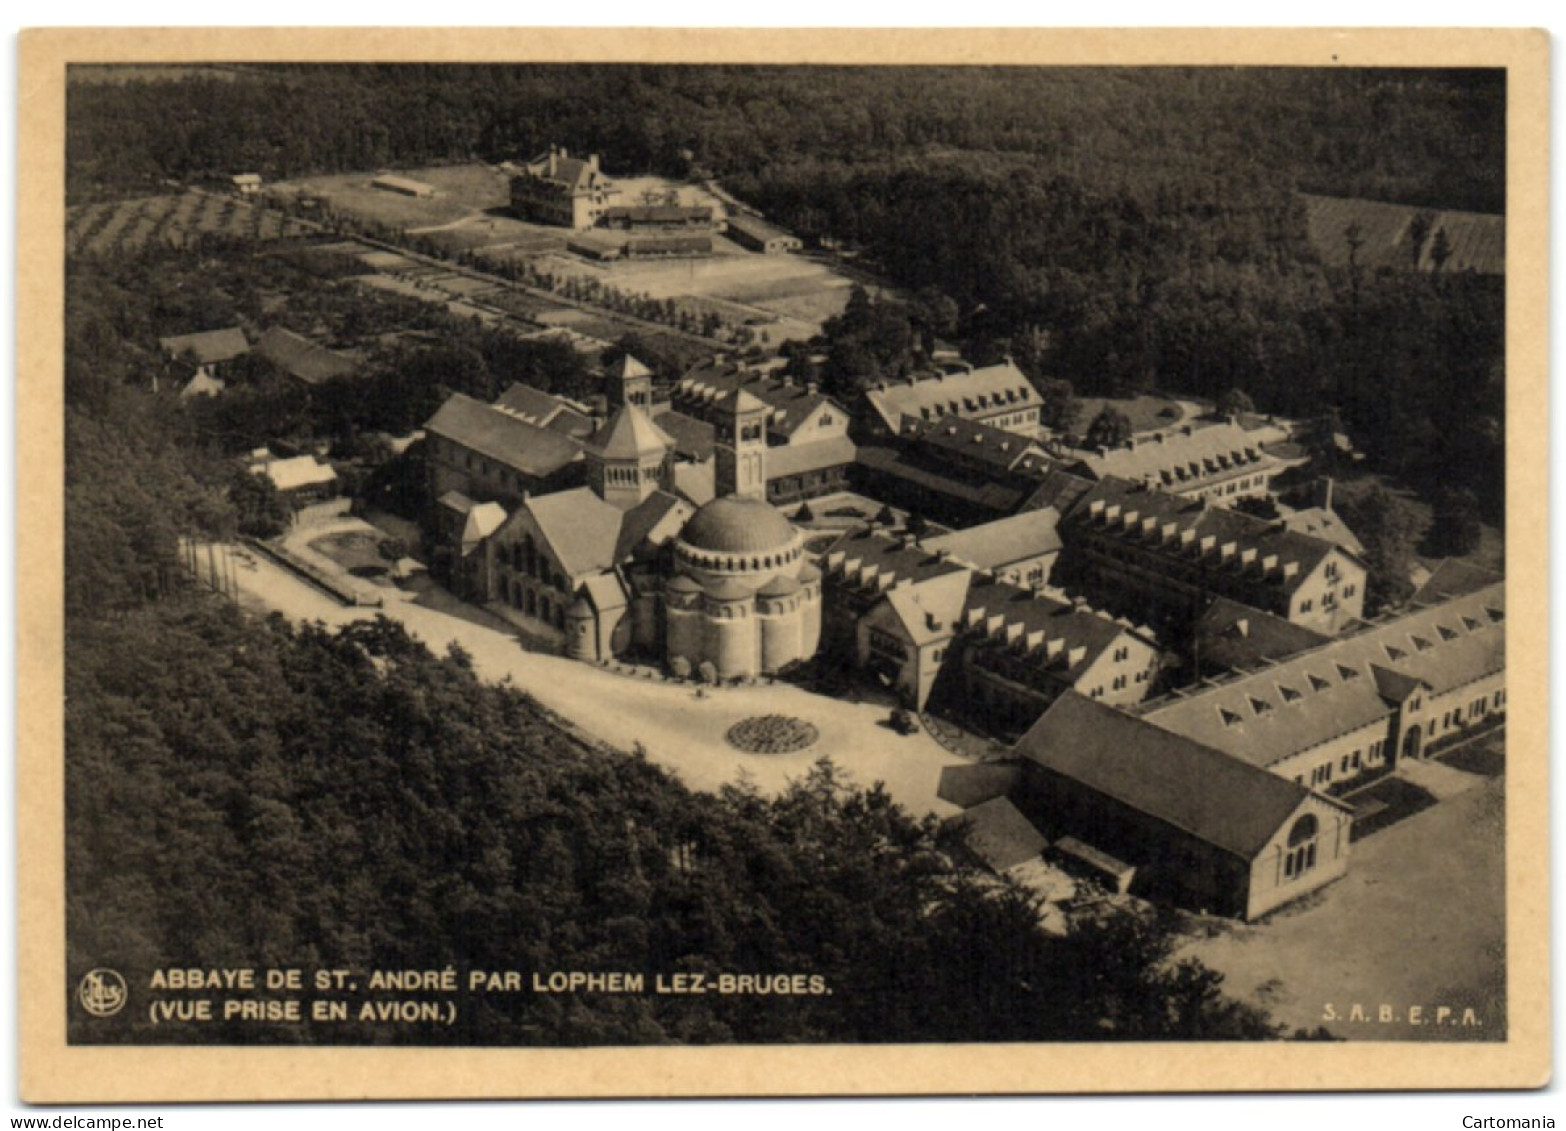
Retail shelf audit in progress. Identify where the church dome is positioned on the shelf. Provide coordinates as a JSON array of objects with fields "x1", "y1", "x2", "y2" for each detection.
[{"x1": 680, "y1": 496, "x2": 798, "y2": 556}]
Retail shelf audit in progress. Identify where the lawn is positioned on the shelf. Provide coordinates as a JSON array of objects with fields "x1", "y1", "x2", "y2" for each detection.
[{"x1": 1177, "y1": 777, "x2": 1506, "y2": 1040}]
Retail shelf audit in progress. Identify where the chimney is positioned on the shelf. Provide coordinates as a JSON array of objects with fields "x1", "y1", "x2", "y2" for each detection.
[
  {"x1": 1235, "y1": 617, "x2": 1250, "y2": 638},
  {"x1": 807, "y1": 380, "x2": 819, "y2": 396},
  {"x1": 588, "y1": 153, "x2": 600, "y2": 173},
  {"x1": 1319, "y1": 476, "x2": 1335, "y2": 511}
]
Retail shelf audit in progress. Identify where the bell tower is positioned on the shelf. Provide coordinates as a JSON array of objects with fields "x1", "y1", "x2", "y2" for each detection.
[
  {"x1": 716, "y1": 389, "x2": 769, "y2": 501},
  {"x1": 606, "y1": 354, "x2": 654, "y2": 413},
  {"x1": 586, "y1": 404, "x2": 673, "y2": 510}
]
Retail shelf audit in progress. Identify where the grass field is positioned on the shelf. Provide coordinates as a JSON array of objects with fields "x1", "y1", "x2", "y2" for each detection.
[{"x1": 270, "y1": 164, "x2": 511, "y2": 229}]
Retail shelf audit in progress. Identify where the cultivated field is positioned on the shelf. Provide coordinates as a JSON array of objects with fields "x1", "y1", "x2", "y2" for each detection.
[{"x1": 66, "y1": 192, "x2": 314, "y2": 256}]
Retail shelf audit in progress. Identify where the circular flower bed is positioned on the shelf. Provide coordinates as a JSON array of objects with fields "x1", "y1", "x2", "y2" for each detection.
[{"x1": 725, "y1": 715, "x2": 820, "y2": 755}]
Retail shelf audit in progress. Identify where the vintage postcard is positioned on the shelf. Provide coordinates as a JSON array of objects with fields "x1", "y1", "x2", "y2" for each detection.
[{"x1": 16, "y1": 27, "x2": 1550, "y2": 1102}]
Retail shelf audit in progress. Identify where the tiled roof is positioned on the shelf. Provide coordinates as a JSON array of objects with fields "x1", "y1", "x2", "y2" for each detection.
[
  {"x1": 675, "y1": 362, "x2": 844, "y2": 438},
  {"x1": 255, "y1": 327, "x2": 356, "y2": 386},
  {"x1": 1278, "y1": 506, "x2": 1366, "y2": 556},
  {"x1": 764, "y1": 435, "x2": 858, "y2": 480},
  {"x1": 425, "y1": 393, "x2": 583, "y2": 478},
  {"x1": 1143, "y1": 582, "x2": 1504, "y2": 768},
  {"x1": 588, "y1": 404, "x2": 673, "y2": 460},
  {"x1": 1069, "y1": 421, "x2": 1278, "y2": 491},
  {"x1": 881, "y1": 571, "x2": 973, "y2": 646},
  {"x1": 855, "y1": 445, "x2": 1031, "y2": 514},
  {"x1": 159, "y1": 327, "x2": 249, "y2": 365},
  {"x1": 922, "y1": 508, "x2": 1062, "y2": 572},
  {"x1": 1414, "y1": 560, "x2": 1505, "y2": 602},
  {"x1": 863, "y1": 362, "x2": 1040, "y2": 432},
  {"x1": 653, "y1": 410, "x2": 716, "y2": 460},
  {"x1": 1017, "y1": 693, "x2": 1320, "y2": 860},
  {"x1": 614, "y1": 491, "x2": 690, "y2": 562},
  {"x1": 937, "y1": 762, "x2": 1022, "y2": 808},
  {"x1": 903, "y1": 414, "x2": 1052, "y2": 474},
  {"x1": 1069, "y1": 476, "x2": 1353, "y2": 598},
  {"x1": 959, "y1": 575, "x2": 1133, "y2": 679},
  {"x1": 522, "y1": 487, "x2": 626, "y2": 577},
  {"x1": 495, "y1": 382, "x2": 570, "y2": 422},
  {"x1": 1196, "y1": 597, "x2": 1333, "y2": 671},
  {"x1": 948, "y1": 796, "x2": 1048, "y2": 872},
  {"x1": 725, "y1": 212, "x2": 791, "y2": 243}
]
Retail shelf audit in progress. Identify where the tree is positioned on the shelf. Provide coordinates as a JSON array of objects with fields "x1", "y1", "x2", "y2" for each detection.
[
  {"x1": 1085, "y1": 406, "x2": 1132, "y2": 450},
  {"x1": 1340, "y1": 485, "x2": 1424, "y2": 614},
  {"x1": 1040, "y1": 378, "x2": 1080, "y2": 436},
  {"x1": 1430, "y1": 486, "x2": 1482, "y2": 557},
  {"x1": 1407, "y1": 211, "x2": 1434, "y2": 269},
  {"x1": 1218, "y1": 388, "x2": 1255, "y2": 418},
  {"x1": 668, "y1": 655, "x2": 692, "y2": 681},
  {"x1": 1429, "y1": 228, "x2": 1453, "y2": 275}
]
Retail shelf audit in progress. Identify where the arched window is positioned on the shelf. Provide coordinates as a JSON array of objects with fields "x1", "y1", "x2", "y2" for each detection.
[
  {"x1": 1288, "y1": 814, "x2": 1318, "y2": 847},
  {"x1": 1283, "y1": 814, "x2": 1320, "y2": 880},
  {"x1": 525, "y1": 590, "x2": 536, "y2": 616}
]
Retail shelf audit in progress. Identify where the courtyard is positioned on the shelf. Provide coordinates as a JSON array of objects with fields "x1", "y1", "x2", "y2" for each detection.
[{"x1": 229, "y1": 524, "x2": 965, "y2": 819}]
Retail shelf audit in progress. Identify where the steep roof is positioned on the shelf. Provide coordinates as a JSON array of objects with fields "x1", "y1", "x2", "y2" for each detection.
[
  {"x1": 495, "y1": 382, "x2": 569, "y2": 422},
  {"x1": 1069, "y1": 420, "x2": 1277, "y2": 491},
  {"x1": 463, "y1": 502, "x2": 507, "y2": 546},
  {"x1": 674, "y1": 361, "x2": 847, "y2": 440},
  {"x1": 904, "y1": 414, "x2": 1053, "y2": 475},
  {"x1": 948, "y1": 796, "x2": 1049, "y2": 872},
  {"x1": 959, "y1": 575, "x2": 1141, "y2": 680},
  {"x1": 159, "y1": 327, "x2": 249, "y2": 366},
  {"x1": 855, "y1": 445, "x2": 1031, "y2": 514},
  {"x1": 1196, "y1": 597, "x2": 1333, "y2": 671},
  {"x1": 606, "y1": 354, "x2": 653, "y2": 382},
  {"x1": 614, "y1": 491, "x2": 689, "y2": 562},
  {"x1": 863, "y1": 362, "x2": 1040, "y2": 432},
  {"x1": 764, "y1": 435, "x2": 858, "y2": 480},
  {"x1": 725, "y1": 212, "x2": 791, "y2": 243},
  {"x1": 1278, "y1": 506, "x2": 1366, "y2": 556},
  {"x1": 653, "y1": 410, "x2": 716, "y2": 461},
  {"x1": 1414, "y1": 560, "x2": 1506, "y2": 602},
  {"x1": 255, "y1": 326, "x2": 356, "y2": 386},
  {"x1": 879, "y1": 570, "x2": 974, "y2": 646},
  {"x1": 1143, "y1": 582, "x2": 1505, "y2": 768},
  {"x1": 589, "y1": 404, "x2": 674, "y2": 459},
  {"x1": 425, "y1": 393, "x2": 583, "y2": 478},
  {"x1": 922, "y1": 508, "x2": 1062, "y2": 571},
  {"x1": 1069, "y1": 476, "x2": 1356, "y2": 599},
  {"x1": 1017, "y1": 693, "x2": 1319, "y2": 860},
  {"x1": 521, "y1": 487, "x2": 626, "y2": 577}
]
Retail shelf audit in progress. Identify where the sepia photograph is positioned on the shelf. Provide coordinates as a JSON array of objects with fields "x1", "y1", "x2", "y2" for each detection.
[{"x1": 15, "y1": 26, "x2": 1550, "y2": 1102}]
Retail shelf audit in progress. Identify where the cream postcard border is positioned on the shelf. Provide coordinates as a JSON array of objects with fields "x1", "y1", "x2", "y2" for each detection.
[{"x1": 16, "y1": 26, "x2": 1551, "y2": 1101}]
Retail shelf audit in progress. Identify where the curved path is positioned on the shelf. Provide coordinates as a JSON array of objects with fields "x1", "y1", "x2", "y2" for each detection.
[{"x1": 230, "y1": 543, "x2": 962, "y2": 817}]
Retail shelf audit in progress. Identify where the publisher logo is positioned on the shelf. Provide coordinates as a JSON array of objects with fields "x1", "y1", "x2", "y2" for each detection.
[{"x1": 78, "y1": 968, "x2": 128, "y2": 1017}]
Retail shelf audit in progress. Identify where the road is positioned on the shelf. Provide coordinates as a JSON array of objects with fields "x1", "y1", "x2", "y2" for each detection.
[{"x1": 229, "y1": 541, "x2": 964, "y2": 818}]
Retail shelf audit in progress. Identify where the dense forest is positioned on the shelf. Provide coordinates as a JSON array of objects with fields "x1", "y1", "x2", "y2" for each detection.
[
  {"x1": 67, "y1": 64, "x2": 1507, "y2": 517},
  {"x1": 65, "y1": 384, "x2": 1279, "y2": 1045}
]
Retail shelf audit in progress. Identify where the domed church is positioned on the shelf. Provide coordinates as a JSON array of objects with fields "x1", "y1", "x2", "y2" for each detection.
[{"x1": 481, "y1": 366, "x2": 821, "y2": 680}]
